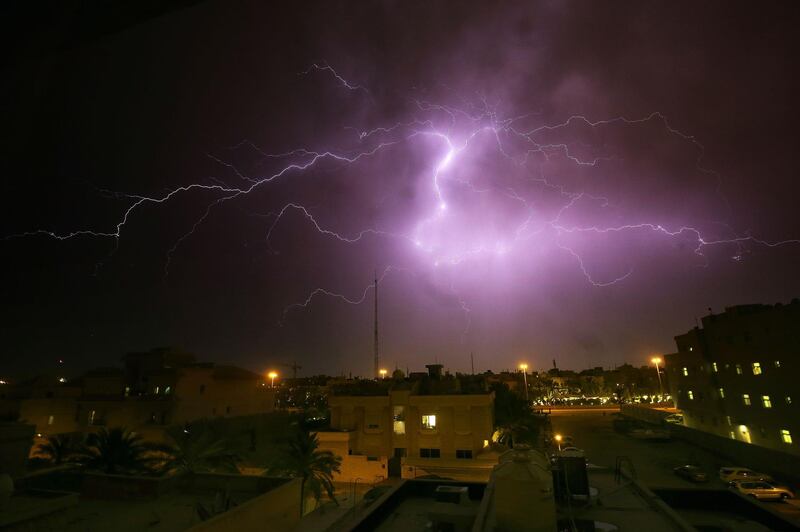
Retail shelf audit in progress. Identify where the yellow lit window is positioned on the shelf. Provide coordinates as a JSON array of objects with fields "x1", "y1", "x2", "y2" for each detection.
[
  {"x1": 742, "y1": 394, "x2": 751, "y2": 406},
  {"x1": 762, "y1": 395, "x2": 772, "y2": 408},
  {"x1": 718, "y1": 388, "x2": 725, "y2": 399},
  {"x1": 712, "y1": 362, "x2": 718, "y2": 372},
  {"x1": 682, "y1": 367, "x2": 688, "y2": 376},
  {"x1": 687, "y1": 391, "x2": 694, "y2": 400},
  {"x1": 781, "y1": 429, "x2": 793, "y2": 444},
  {"x1": 421, "y1": 414, "x2": 437, "y2": 430},
  {"x1": 735, "y1": 364, "x2": 742, "y2": 375},
  {"x1": 752, "y1": 362, "x2": 762, "y2": 375}
]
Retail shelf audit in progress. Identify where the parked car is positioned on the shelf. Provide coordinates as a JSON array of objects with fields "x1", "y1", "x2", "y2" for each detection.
[
  {"x1": 731, "y1": 481, "x2": 794, "y2": 500},
  {"x1": 629, "y1": 428, "x2": 671, "y2": 441},
  {"x1": 719, "y1": 467, "x2": 773, "y2": 483},
  {"x1": 673, "y1": 465, "x2": 708, "y2": 483},
  {"x1": 560, "y1": 446, "x2": 584, "y2": 454},
  {"x1": 664, "y1": 414, "x2": 684, "y2": 424}
]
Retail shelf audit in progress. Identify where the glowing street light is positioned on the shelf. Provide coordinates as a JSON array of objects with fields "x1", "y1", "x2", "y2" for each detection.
[
  {"x1": 651, "y1": 356, "x2": 663, "y2": 397},
  {"x1": 554, "y1": 433, "x2": 563, "y2": 451},
  {"x1": 519, "y1": 363, "x2": 529, "y2": 402},
  {"x1": 268, "y1": 371, "x2": 278, "y2": 388},
  {"x1": 379, "y1": 369, "x2": 388, "y2": 379}
]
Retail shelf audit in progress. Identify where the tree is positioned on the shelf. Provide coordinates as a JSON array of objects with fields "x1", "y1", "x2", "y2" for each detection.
[
  {"x1": 75, "y1": 427, "x2": 159, "y2": 475},
  {"x1": 490, "y1": 382, "x2": 549, "y2": 448},
  {"x1": 156, "y1": 422, "x2": 240, "y2": 475},
  {"x1": 34, "y1": 433, "x2": 78, "y2": 465},
  {"x1": 271, "y1": 429, "x2": 341, "y2": 514}
]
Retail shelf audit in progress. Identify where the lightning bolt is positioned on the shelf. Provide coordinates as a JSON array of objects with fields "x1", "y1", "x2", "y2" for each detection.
[{"x1": 5, "y1": 61, "x2": 799, "y2": 346}]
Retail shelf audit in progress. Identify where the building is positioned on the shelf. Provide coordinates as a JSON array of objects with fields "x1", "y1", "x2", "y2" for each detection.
[
  {"x1": 665, "y1": 300, "x2": 799, "y2": 455},
  {"x1": 318, "y1": 365, "x2": 496, "y2": 482},
  {"x1": 1, "y1": 348, "x2": 276, "y2": 443}
]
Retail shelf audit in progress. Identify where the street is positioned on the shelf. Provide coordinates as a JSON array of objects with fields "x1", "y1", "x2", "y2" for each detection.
[{"x1": 549, "y1": 412, "x2": 800, "y2": 526}]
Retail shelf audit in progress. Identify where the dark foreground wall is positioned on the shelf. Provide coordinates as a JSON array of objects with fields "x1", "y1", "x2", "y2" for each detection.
[{"x1": 622, "y1": 405, "x2": 800, "y2": 483}]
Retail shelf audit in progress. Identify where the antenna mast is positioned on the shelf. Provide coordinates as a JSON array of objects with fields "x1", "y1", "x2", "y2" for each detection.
[{"x1": 373, "y1": 272, "x2": 379, "y2": 378}]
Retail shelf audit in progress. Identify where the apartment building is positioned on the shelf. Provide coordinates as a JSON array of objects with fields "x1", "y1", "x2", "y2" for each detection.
[
  {"x1": 319, "y1": 365, "x2": 496, "y2": 481},
  {"x1": 665, "y1": 301, "x2": 799, "y2": 455}
]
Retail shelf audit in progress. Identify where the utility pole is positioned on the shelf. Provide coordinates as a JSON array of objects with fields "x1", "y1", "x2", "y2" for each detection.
[
  {"x1": 373, "y1": 272, "x2": 379, "y2": 379},
  {"x1": 470, "y1": 352, "x2": 475, "y2": 375}
]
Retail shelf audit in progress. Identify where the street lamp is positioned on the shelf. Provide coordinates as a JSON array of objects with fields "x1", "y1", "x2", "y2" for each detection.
[
  {"x1": 554, "y1": 433, "x2": 563, "y2": 451},
  {"x1": 268, "y1": 371, "x2": 278, "y2": 388},
  {"x1": 651, "y1": 357, "x2": 663, "y2": 398},
  {"x1": 519, "y1": 363, "x2": 529, "y2": 402},
  {"x1": 379, "y1": 368, "x2": 388, "y2": 379}
]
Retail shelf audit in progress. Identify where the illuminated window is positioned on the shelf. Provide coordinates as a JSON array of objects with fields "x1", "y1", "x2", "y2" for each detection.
[
  {"x1": 47, "y1": 415, "x2": 54, "y2": 425},
  {"x1": 393, "y1": 406, "x2": 406, "y2": 435},
  {"x1": 421, "y1": 414, "x2": 437, "y2": 430},
  {"x1": 718, "y1": 388, "x2": 725, "y2": 399},
  {"x1": 154, "y1": 386, "x2": 160, "y2": 395},
  {"x1": 682, "y1": 367, "x2": 689, "y2": 376},
  {"x1": 762, "y1": 395, "x2": 772, "y2": 408},
  {"x1": 164, "y1": 386, "x2": 171, "y2": 394},
  {"x1": 725, "y1": 415, "x2": 732, "y2": 426},
  {"x1": 735, "y1": 364, "x2": 742, "y2": 375},
  {"x1": 687, "y1": 391, "x2": 694, "y2": 400},
  {"x1": 787, "y1": 396, "x2": 793, "y2": 405},
  {"x1": 712, "y1": 362, "x2": 718, "y2": 372},
  {"x1": 88, "y1": 410, "x2": 96, "y2": 425},
  {"x1": 781, "y1": 429, "x2": 793, "y2": 444},
  {"x1": 689, "y1": 346, "x2": 693, "y2": 351},
  {"x1": 774, "y1": 360, "x2": 781, "y2": 368},
  {"x1": 752, "y1": 362, "x2": 762, "y2": 375},
  {"x1": 742, "y1": 394, "x2": 751, "y2": 406},
  {"x1": 729, "y1": 431, "x2": 736, "y2": 439},
  {"x1": 124, "y1": 386, "x2": 131, "y2": 397},
  {"x1": 739, "y1": 425, "x2": 751, "y2": 443}
]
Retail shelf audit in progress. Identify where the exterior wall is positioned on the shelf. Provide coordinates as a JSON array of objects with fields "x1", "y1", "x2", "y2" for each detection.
[
  {"x1": 665, "y1": 302, "x2": 800, "y2": 456},
  {"x1": 189, "y1": 477, "x2": 302, "y2": 532},
  {"x1": 172, "y1": 368, "x2": 274, "y2": 424},
  {"x1": 11, "y1": 398, "x2": 79, "y2": 437},
  {"x1": 327, "y1": 391, "x2": 495, "y2": 464},
  {"x1": 0, "y1": 422, "x2": 35, "y2": 478}
]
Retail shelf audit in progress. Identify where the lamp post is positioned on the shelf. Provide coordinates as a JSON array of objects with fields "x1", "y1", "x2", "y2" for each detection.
[
  {"x1": 519, "y1": 363, "x2": 529, "y2": 402},
  {"x1": 268, "y1": 371, "x2": 278, "y2": 388},
  {"x1": 651, "y1": 357, "x2": 663, "y2": 398},
  {"x1": 379, "y1": 368, "x2": 388, "y2": 379}
]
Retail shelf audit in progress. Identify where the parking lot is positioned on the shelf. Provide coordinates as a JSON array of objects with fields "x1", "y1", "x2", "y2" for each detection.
[{"x1": 550, "y1": 411, "x2": 800, "y2": 526}]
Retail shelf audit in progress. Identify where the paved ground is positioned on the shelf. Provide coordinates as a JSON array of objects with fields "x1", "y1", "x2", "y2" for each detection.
[{"x1": 550, "y1": 411, "x2": 800, "y2": 526}]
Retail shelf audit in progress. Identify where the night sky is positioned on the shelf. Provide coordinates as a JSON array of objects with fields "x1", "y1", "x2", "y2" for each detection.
[{"x1": 2, "y1": 1, "x2": 799, "y2": 378}]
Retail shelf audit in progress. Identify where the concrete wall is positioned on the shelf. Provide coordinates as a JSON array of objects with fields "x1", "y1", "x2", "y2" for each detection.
[
  {"x1": 622, "y1": 404, "x2": 800, "y2": 482},
  {"x1": 0, "y1": 422, "x2": 35, "y2": 478},
  {"x1": 620, "y1": 404, "x2": 671, "y2": 424},
  {"x1": 338, "y1": 455, "x2": 387, "y2": 483},
  {"x1": 189, "y1": 477, "x2": 302, "y2": 532},
  {"x1": 670, "y1": 423, "x2": 800, "y2": 482}
]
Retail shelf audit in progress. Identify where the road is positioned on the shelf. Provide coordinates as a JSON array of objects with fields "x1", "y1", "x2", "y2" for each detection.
[{"x1": 549, "y1": 412, "x2": 800, "y2": 526}]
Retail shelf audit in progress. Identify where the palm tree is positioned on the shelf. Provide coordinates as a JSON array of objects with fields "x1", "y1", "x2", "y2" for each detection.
[
  {"x1": 34, "y1": 434, "x2": 78, "y2": 465},
  {"x1": 157, "y1": 422, "x2": 240, "y2": 475},
  {"x1": 272, "y1": 430, "x2": 341, "y2": 514},
  {"x1": 75, "y1": 427, "x2": 159, "y2": 475}
]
